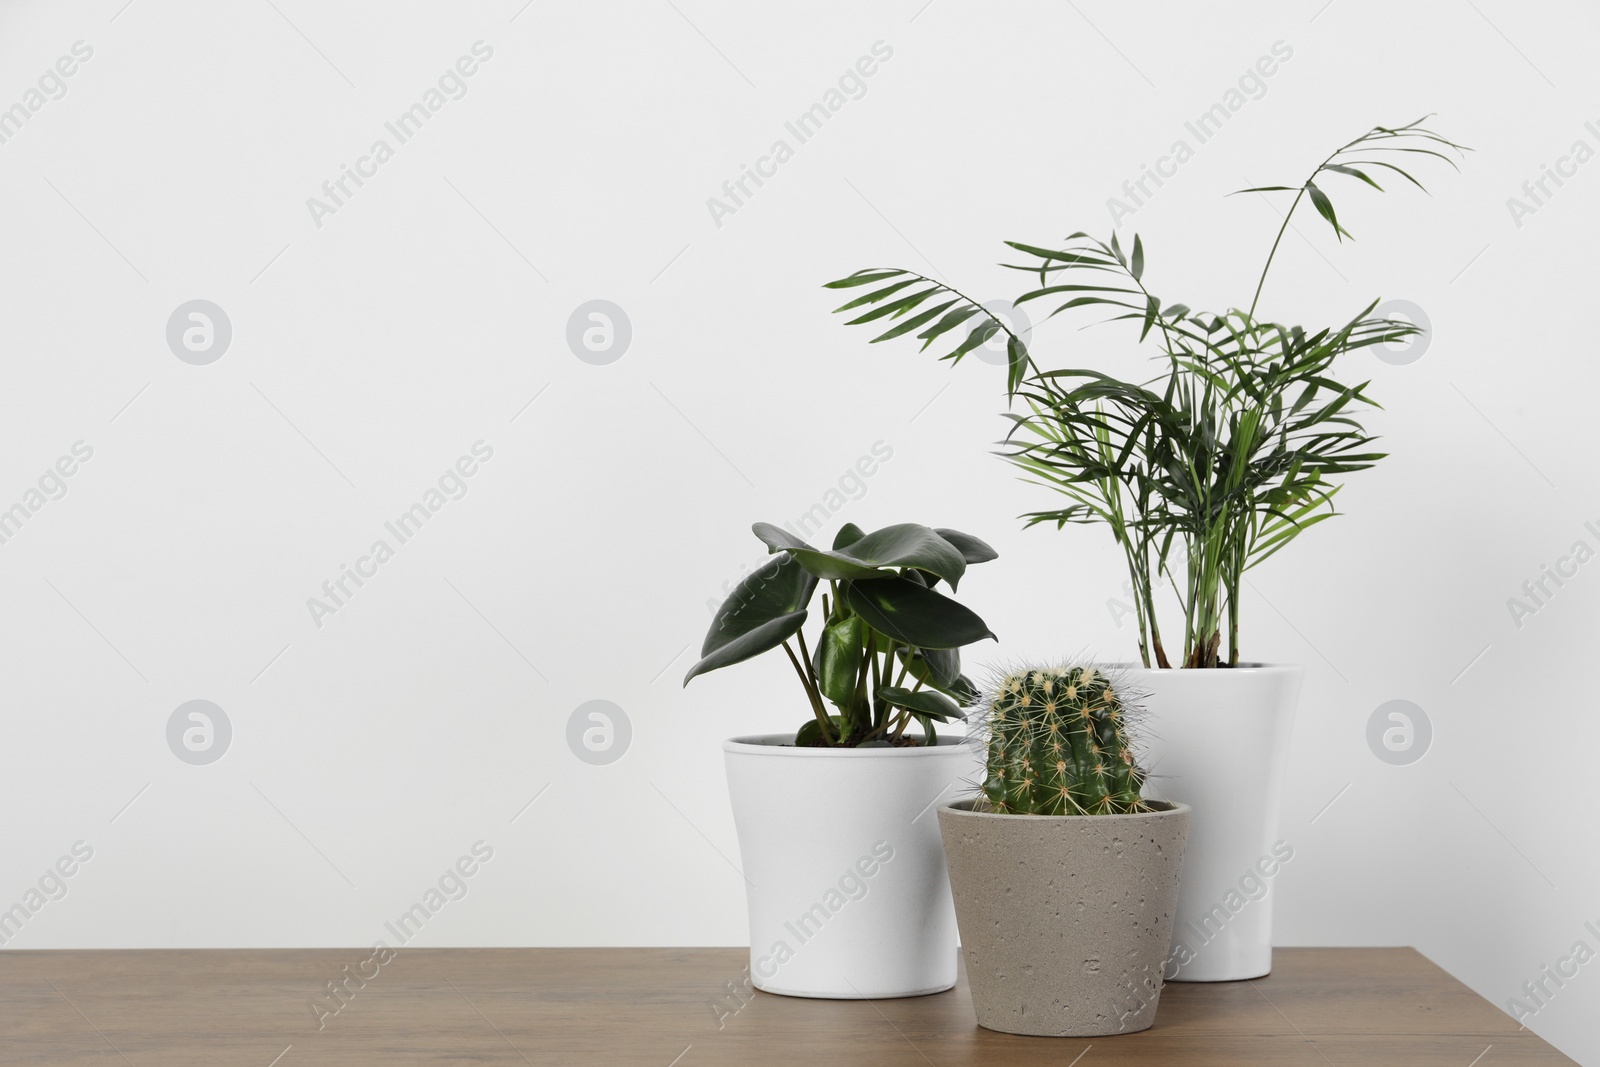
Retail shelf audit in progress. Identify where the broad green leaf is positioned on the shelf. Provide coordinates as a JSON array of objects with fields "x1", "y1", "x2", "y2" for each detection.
[
  {"x1": 876, "y1": 686, "x2": 961, "y2": 722},
  {"x1": 685, "y1": 552, "x2": 817, "y2": 685},
  {"x1": 947, "y1": 674, "x2": 979, "y2": 704},
  {"x1": 894, "y1": 647, "x2": 969, "y2": 698},
  {"x1": 794, "y1": 715, "x2": 844, "y2": 746},
  {"x1": 752, "y1": 522, "x2": 811, "y2": 554},
  {"x1": 933, "y1": 528, "x2": 998, "y2": 564},
  {"x1": 813, "y1": 615, "x2": 865, "y2": 708},
  {"x1": 832, "y1": 523, "x2": 865, "y2": 550},
  {"x1": 756, "y1": 522, "x2": 969, "y2": 588},
  {"x1": 683, "y1": 609, "x2": 808, "y2": 685},
  {"x1": 844, "y1": 577, "x2": 995, "y2": 649},
  {"x1": 699, "y1": 552, "x2": 816, "y2": 658}
]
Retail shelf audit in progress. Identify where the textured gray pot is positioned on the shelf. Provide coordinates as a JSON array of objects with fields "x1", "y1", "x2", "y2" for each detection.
[{"x1": 938, "y1": 798, "x2": 1191, "y2": 1037}]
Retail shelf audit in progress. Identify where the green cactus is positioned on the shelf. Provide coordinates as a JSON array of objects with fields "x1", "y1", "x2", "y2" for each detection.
[{"x1": 980, "y1": 665, "x2": 1150, "y2": 816}]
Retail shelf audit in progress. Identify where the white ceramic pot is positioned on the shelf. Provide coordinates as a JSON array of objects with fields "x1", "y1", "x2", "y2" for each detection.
[
  {"x1": 1121, "y1": 664, "x2": 1303, "y2": 982},
  {"x1": 723, "y1": 733, "x2": 978, "y2": 999}
]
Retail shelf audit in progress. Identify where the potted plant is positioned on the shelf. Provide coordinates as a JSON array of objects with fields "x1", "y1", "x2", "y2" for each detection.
[
  {"x1": 939, "y1": 664, "x2": 1189, "y2": 1035},
  {"x1": 685, "y1": 520, "x2": 998, "y2": 998},
  {"x1": 827, "y1": 119, "x2": 1465, "y2": 980}
]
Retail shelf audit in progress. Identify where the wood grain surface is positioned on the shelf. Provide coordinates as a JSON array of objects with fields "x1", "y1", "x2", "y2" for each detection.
[{"x1": 0, "y1": 946, "x2": 1573, "y2": 1066}]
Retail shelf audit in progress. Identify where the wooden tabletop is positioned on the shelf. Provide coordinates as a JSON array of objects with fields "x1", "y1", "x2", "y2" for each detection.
[{"x1": 0, "y1": 946, "x2": 1571, "y2": 1066}]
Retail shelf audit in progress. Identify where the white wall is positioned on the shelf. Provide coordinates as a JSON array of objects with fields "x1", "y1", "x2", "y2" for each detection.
[{"x1": 1, "y1": 0, "x2": 1596, "y2": 1061}]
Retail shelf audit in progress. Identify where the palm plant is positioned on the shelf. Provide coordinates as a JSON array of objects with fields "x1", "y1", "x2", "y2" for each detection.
[{"x1": 826, "y1": 118, "x2": 1466, "y2": 668}]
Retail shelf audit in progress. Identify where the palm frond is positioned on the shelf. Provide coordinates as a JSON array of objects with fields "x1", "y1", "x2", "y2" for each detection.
[{"x1": 823, "y1": 268, "x2": 1033, "y2": 394}]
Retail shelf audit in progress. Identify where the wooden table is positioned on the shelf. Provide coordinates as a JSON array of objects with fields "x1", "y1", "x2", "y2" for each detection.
[{"x1": 0, "y1": 947, "x2": 1573, "y2": 1065}]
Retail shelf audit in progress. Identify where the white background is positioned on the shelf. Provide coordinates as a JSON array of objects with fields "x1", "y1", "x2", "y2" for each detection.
[{"x1": 1, "y1": 0, "x2": 1596, "y2": 1062}]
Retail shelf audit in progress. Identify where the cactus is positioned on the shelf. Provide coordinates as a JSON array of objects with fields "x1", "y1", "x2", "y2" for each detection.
[{"x1": 979, "y1": 665, "x2": 1150, "y2": 816}]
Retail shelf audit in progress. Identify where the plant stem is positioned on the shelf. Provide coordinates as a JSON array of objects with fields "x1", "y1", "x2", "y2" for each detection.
[
  {"x1": 892, "y1": 647, "x2": 912, "y2": 688},
  {"x1": 1247, "y1": 188, "x2": 1308, "y2": 319},
  {"x1": 782, "y1": 640, "x2": 832, "y2": 743},
  {"x1": 1248, "y1": 135, "x2": 1365, "y2": 317},
  {"x1": 794, "y1": 626, "x2": 816, "y2": 688},
  {"x1": 854, "y1": 630, "x2": 876, "y2": 739},
  {"x1": 1143, "y1": 544, "x2": 1171, "y2": 669},
  {"x1": 870, "y1": 636, "x2": 882, "y2": 730}
]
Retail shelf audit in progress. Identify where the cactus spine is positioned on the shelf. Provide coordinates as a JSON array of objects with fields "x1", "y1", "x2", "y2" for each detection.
[{"x1": 981, "y1": 665, "x2": 1149, "y2": 815}]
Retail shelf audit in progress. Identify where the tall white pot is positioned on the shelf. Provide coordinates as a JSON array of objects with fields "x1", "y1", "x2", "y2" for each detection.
[
  {"x1": 723, "y1": 733, "x2": 977, "y2": 999},
  {"x1": 1124, "y1": 664, "x2": 1303, "y2": 982}
]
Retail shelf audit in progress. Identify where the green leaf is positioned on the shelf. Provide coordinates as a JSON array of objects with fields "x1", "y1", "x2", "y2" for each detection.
[
  {"x1": 794, "y1": 715, "x2": 844, "y2": 746},
  {"x1": 932, "y1": 528, "x2": 999, "y2": 564},
  {"x1": 946, "y1": 322, "x2": 1000, "y2": 364},
  {"x1": 1323, "y1": 163, "x2": 1382, "y2": 190},
  {"x1": 872, "y1": 298, "x2": 959, "y2": 343},
  {"x1": 813, "y1": 615, "x2": 865, "y2": 708},
  {"x1": 1130, "y1": 233, "x2": 1144, "y2": 280},
  {"x1": 947, "y1": 674, "x2": 979, "y2": 704},
  {"x1": 700, "y1": 552, "x2": 816, "y2": 656},
  {"x1": 751, "y1": 522, "x2": 811, "y2": 554},
  {"x1": 1014, "y1": 284, "x2": 1140, "y2": 307},
  {"x1": 832, "y1": 523, "x2": 865, "y2": 550},
  {"x1": 1306, "y1": 181, "x2": 1350, "y2": 241},
  {"x1": 1342, "y1": 159, "x2": 1426, "y2": 190},
  {"x1": 876, "y1": 686, "x2": 961, "y2": 722},
  {"x1": 844, "y1": 524, "x2": 969, "y2": 586},
  {"x1": 1007, "y1": 336, "x2": 1028, "y2": 396},
  {"x1": 823, "y1": 268, "x2": 903, "y2": 289},
  {"x1": 755, "y1": 522, "x2": 969, "y2": 589},
  {"x1": 683, "y1": 609, "x2": 808, "y2": 685},
  {"x1": 843, "y1": 287, "x2": 939, "y2": 326},
  {"x1": 684, "y1": 552, "x2": 817, "y2": 685},
  {"x1": 832, "y1": 278, "x2": 917, "y2": 312},
  {"x1": 843, "y1": 577, "x2": 995, "y2": 650},
  {"x1": 894, "y1": 646, "x2": 970, "y2": 698},
  {"x1": 917, "y1": 306, "x2": 980, "y2": 350}
]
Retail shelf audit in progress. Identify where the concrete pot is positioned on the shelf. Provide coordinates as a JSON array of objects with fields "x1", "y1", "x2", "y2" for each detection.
[
  {"x1": 938, "y1": 799, "x2": 1191, "y2": 1036},
  {"x1": 723, "y1": 733, "x2": 979, "y2": 999},
  {"x1": 1125, "y1": 664, "x2": 1302, "y2": 981}
]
